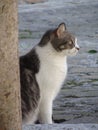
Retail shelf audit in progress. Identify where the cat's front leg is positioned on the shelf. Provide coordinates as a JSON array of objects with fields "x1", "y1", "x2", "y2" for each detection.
[{"x1": 38, "y1": 97, "x2": 53, "y2": 124}]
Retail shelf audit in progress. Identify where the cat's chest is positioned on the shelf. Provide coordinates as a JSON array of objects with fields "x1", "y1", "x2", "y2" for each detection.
[
  {"x1": 35, "y1": 45, "x2": 68, "y2": 97},
  {"x1": 43, "y1": 58, "x2": 67, "y2": 77},
  {"x1": 36, "y1": 55, "x2": 67, "y2": 90}
]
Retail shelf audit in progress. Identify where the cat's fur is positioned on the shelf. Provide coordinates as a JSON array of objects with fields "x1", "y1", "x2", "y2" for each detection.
[{"x1": 20, "y1": 23, "x2": 79, "y2": 124}]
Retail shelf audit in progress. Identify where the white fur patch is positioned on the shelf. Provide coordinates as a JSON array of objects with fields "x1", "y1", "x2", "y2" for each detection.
[
  {"x1": 75, "y1": 38, "x2": 79, "y2": 49},
  {"x1": 35, "y1": 42, "x2": 67, "y2": 123}
]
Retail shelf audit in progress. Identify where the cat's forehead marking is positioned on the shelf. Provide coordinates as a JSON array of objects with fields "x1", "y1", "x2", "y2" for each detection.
[{"x1": 63, "y1": 31, "x2": 75, "y2": 43}]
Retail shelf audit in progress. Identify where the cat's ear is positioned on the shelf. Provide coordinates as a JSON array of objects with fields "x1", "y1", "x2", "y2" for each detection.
[{"x1": 56, "y1": 23, "x2": 66, "y2": 38}]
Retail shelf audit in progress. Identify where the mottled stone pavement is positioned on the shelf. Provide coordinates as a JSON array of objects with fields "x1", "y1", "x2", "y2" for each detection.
[{"x1": 18, "y1": 0, "x2": 98, "y2": 126}]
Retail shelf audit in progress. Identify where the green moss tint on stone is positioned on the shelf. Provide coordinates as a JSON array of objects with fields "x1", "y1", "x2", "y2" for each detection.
[{"x1": 88, "y1": 50, "x2": 97, "y2": 54}]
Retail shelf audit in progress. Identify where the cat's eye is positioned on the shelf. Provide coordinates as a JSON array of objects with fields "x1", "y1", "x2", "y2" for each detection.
[{"x1": 68, "y1": 41, "x2": 72, "y2": 45}]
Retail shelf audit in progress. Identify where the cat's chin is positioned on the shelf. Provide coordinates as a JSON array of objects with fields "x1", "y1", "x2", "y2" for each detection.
[
  {"x1": 69, "y1": 52, "x2": 78, "y2": 56},
  {"x1": 69, "y1": 50, "x2": 79, "y2": 56},
  {"x1": 63, "y1": 48, "x2": 79, "y2": 57}
]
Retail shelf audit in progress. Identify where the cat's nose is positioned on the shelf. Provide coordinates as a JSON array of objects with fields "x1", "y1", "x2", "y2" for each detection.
[{"x1": 76, "y1": 47, "x2": 79, "y2": 50}]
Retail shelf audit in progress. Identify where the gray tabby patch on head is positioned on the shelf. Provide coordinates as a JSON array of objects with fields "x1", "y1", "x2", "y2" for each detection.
[{"x1": 39, "y1": 23, "x2": 79, "y2": 53}]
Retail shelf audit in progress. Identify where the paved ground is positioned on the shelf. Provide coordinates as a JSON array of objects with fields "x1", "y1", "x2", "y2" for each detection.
[
  {"x1": 18, "y1": 0, "x2": 98, "y2": 124},
  {"x1": 23, "y1": 124, "x2": 98, "y2": 130}
]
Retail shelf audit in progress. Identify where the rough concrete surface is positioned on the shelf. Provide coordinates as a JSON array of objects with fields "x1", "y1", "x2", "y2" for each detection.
[
  {"x1": 19, "y1": 0, "x2": 45, "y2": 4},
  {"x1": 18, "y1": 0, "x2": 98, "y2": 129},
  {"x1": 23, "y1": 124, "x2": 98, "y2": 130}
]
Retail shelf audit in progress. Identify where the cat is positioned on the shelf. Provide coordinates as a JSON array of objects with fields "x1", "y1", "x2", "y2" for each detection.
[{"x1": 20, "y1": 23, "x2": 79, "y2": 124}]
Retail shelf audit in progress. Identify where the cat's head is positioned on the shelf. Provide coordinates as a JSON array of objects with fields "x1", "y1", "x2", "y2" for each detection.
[{"x1": 39, "y1": 23, "x2": 79, "y2": 56}]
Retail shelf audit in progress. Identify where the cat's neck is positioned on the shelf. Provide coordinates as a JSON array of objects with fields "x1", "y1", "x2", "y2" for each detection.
[{"x1": 36, "y1": 42, "x2": 67, "y2": 64}]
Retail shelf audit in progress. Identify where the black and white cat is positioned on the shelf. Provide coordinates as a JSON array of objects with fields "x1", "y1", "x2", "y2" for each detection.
[{"x1": 20, "y1": 23, "x2": 79, "y2": 124}]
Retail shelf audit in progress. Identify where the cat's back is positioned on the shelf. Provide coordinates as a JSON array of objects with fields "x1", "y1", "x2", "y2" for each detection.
[
  {"x1": 20, "y1": 49, "x2": 40, "y2": 73},
  {"x1": 19, "y1": 49, "x2": 40, "y2": 124}
]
